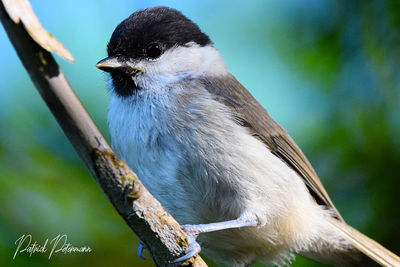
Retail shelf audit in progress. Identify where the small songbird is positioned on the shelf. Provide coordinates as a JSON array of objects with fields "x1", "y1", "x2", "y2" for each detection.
[{"x1": 96, "y1": 6, "x2": 400, "y2": 267}]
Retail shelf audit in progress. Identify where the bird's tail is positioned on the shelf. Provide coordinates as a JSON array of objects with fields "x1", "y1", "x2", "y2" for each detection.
[{"x1": 329, "y1": 219, "x2": 400, "y2": 266}]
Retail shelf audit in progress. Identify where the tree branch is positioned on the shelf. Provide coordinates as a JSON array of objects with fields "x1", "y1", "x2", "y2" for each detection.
[{"x1": 0, "y1": 1, "x2": 207, "y2": 266}]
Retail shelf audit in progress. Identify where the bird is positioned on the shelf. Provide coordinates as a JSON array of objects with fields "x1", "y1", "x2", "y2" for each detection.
[{"x1": 96, "y1": 6, "x2": 400, "y2": 267}]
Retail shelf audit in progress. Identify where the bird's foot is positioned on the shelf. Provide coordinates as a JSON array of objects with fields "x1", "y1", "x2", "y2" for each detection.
[
  {"x1": 136, "y1": 235, "x2": 201, "y2": 263},
  {"x1": 171, "y1": 211, "x2": 260, "y2": 263},
  {"x1": 137, "y1": 240, "x2": 147, "y2": 260},
  {"x1": 169, "y1": 234, "x2": 201, "y2": 263}
]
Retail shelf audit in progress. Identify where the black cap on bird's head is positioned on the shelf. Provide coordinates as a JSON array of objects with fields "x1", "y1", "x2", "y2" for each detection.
[
  {"x1": 107, "y1": 6, "x2": 211, "y2": 59},
  {"x1": 96, "y1": 6, "x2": 212, "y2": 96}
]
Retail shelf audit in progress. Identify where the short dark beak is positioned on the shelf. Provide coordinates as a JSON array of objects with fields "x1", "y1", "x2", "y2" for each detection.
[{"x1": 96, "y1": 56, "x2": 142, "y2": 75}]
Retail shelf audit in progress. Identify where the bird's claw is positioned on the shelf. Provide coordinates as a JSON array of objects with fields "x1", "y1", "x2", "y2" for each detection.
[
  {"x1": 169, "y1": 234, "x2": 201, "y2": 263},
  {"x1": 137, "y1": 228, "x2": 201, "y2": 263},
  {"x1": 181, "y1": 224, "x2": 201, "y2": 237},
  {"x1": 137, "y1": 240, "x2": 147, "y2": 260}
]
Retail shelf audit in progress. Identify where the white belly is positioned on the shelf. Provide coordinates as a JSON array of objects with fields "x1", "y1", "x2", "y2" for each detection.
[{"x1": 107, "y1": 89, "x2": 342, "y2": 266}]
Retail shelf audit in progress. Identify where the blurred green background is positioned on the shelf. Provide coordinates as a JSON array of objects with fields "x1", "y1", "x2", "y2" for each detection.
[{"x1": 1, "y1": 0, "x2": 399, "y2": 266}]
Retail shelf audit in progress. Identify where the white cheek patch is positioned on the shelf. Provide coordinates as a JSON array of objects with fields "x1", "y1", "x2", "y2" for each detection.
[{"x1": 135, "y1": 44, "x2": 228, "y2": 87}]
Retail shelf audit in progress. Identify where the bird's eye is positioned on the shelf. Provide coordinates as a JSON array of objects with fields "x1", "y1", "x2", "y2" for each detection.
[{"x1": 145, "y1": 42, "x2": 162, "y2": 59}]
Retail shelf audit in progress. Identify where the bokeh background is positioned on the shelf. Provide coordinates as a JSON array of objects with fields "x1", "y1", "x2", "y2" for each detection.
[{"x1": 1, "y1": 0, "x2": 399, "y2": 266}]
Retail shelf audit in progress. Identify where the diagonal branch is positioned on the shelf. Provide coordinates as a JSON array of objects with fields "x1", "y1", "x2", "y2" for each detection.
[{"x1": 0, "y1": 0, "x2": 207, "y2": 266}]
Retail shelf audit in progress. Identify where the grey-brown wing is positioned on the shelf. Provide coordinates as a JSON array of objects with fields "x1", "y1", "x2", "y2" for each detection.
[{"x1": 200, "y1": 74, "x2": 343, "y2": 221}]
